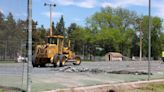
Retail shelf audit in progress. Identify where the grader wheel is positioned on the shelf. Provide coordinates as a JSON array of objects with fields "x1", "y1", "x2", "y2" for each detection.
[
  {"x1": 73, "y1": 56, "x2": 81, "y2": 65},
  {"x1": 40, "y1": 64, "x2": 46, "y2": 67},
  {"x1": 32, "y1": 57, "x2": 38, "y2": 67},
  {"x1": 59, "y1": 55, "x2": 66, "y2": 67},
  {"x1": 53, "y1": 55, "x2": 60, "y2": 67}
]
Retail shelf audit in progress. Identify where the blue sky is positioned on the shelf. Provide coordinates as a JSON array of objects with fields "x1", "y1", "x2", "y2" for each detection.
[
  {"x1": 0, "y1": 0, "x2": 27, "y2": 19},
  {"x1": 0, "y1": 0, "x2": 164, "y2": 28}
]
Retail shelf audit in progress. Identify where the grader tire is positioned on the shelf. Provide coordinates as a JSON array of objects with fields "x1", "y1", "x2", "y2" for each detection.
[
  {"x1": 32, "y1": 63, "x2": 38, "y2": 67},
  {"x1": 40, "y1": 64, "x2": 46, "y2": 67},
  {"x1": 73, "y1": 56, "x2": 81, "y2": 65},
  {"x1": 59, "y1": 55, "x2": 66, "y2": 67},
  {"x1": 53, "y1": 55, "x2": 60, "y2": 67},
  {"x1": 32, "y1": 57, "x2": 38, "y2": 67},
  {"x1": 32, "y1": 62, "x2": 38, "y2": 67}
]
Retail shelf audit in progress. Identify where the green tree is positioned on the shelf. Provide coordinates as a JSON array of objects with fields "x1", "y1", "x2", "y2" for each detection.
[
  {"x1": 141, "y1": 16, "x2": 163, "y2": 59},
  {"x1": 56, "y1": 15, "x2": 65, "y2": 36},
  {"x1": 160, "y1": 33, "x2": 164, "y2": 50},
  {"x1": 86, "y1": 7, "x2": 138, "y2": 57},
  {"x1": 37, "y1": 25, "x2": 46, "y2": 41},
  {"x1": 5, "y1": 12, "x2": 16, "y2": 40},
  {"x1": 52, "y1": 21, "x2": 57, "y2": 35},
  {"x1": 0, "y1": 11, "x2": 5, "y2": 38},
  {"x1": 67, "y1": 23, "x2": 77, "y2": 37}
]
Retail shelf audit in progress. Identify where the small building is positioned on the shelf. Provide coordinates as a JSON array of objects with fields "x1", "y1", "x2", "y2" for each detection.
[{"x1": 105, "y1": 52, "x2": 123, "y2": 61}]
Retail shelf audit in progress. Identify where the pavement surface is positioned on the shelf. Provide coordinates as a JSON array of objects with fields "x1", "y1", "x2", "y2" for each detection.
[
  {"x1": 0, "y1": 61, "x2": 164, "y2": 92},
  {"x1": 43, "y1": 79, "x2": 164, "y2": 92}
]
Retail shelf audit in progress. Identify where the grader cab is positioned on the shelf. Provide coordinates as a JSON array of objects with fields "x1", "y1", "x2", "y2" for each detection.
[{"x1": 32, "y1": 35, "x2": 81, "y2": 67}]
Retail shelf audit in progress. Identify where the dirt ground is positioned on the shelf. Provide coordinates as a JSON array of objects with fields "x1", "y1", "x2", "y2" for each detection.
[
  {"x1": 108, "y1": 82, "x2": 164, "y2": 92},
  {"x1": 126, "y1": 83, "x2": 164, "y2": 92},
  {"x1": 1, "y1": 81, "x2": 164, "y2": 92},
  {"x1": 0, "y1": 86, "x2": 25, "y2": 92}
]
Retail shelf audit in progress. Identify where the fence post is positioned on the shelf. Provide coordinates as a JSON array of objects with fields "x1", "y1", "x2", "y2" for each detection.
[{"x1": 5, "y1": 40, "x2": 7, "y2": 61}]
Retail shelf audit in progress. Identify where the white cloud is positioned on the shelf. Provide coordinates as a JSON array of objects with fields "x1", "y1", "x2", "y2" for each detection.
[
  {"x1": 77, "y1": 0, "x2": 97, "y2": 8},
  {"x1": 101, "y1": 2, "x2": 113, "y2": 8},
  {"x1": 50, "y1": 0, "x2": 148, "y2": 9},
  {"x1": 101, "y1": 0, "x2": 164, "y2": 19},
  {"x1": 42, "y1": 11, "x2": 63, "y2": 18},
  {"x1": 49, "y1": 0, "x2": 164, "y2": 19},
  {"x1": 0, "y1": 9, "x2": 4, "y2": 13},
  {"x1": 156, "y1": 7, "x2": 164, "y2": 19},
  {"x1": 55, "y1": 0, "x2": 75, "y2": 6},
  {"x1": 101, "y1": 0, "x2": 148, "y2": 8},
  {"x1": 50, "y1": 0, "x2": 97, "y2": 8},
  {"x1": 152, "y1": 1, "x2": 164, "y2": 19}
]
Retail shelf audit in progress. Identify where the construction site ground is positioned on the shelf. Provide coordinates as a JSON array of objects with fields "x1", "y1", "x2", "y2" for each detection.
[{"x1": 0, "y1": 61, "x2": 164, "y2": 92}]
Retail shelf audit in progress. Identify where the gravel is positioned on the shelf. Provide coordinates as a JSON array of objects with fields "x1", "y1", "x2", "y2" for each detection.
[{"x1": 51, "y1": 66, "x2": 153, "y2": 75}]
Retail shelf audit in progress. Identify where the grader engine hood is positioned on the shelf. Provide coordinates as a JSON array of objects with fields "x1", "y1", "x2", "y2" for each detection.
[
  {"x1": 35, "y1": 45, "x2": 48, "y2": 58},
  {"x1": 35, "y1": 44, "x2": 58, "y2": 59}
]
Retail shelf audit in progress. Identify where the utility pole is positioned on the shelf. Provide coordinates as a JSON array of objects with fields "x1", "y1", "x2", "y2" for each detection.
[
  {"x1": 148, "y1": 0, "x2": 151, "y2": 81},
  {"x1": 140, "y1": 21, "x2": 142, "y2": 61},
  {"x1": 27, "y1": 0, "x2": 32, "y2": 92},
  {"x1": 44, "y1": 3, "x2": 56, "y2": 36}
]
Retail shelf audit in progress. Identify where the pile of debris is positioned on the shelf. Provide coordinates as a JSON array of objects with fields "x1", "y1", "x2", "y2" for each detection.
[
  {"x1": 52, "y1": 66, "x2": 105, "y2": 74},
  {"x1": 51, "y1": 66, "x2": 152, "y2": 75},
  {"x1": 108, "y1": 70, "x2": 153, "y2": 75}
]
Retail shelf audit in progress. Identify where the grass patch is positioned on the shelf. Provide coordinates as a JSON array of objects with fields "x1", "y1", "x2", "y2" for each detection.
[
  {"x1": 0, "y1": 86, "x2": 24, "y2": 92},
  {"x1": 117, "y1": 83, "x2": 164, "y2": 92},
  {"x1": 0, "y1": 61, "x2": 16, "y2": 63},
  {"x1": 0, "y1": 89, "x2": 4, "y2": 92},
  {"x1": 139, "y1": 83, "x2": 164, "y2": 92}
]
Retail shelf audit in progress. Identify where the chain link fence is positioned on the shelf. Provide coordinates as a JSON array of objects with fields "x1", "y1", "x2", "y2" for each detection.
[
  {"x1": 0, "y1": 40, "x2": 27, "y2": 61},
  {"x1": 0, "y1": 40, "x2": 27, "y2": 91}
]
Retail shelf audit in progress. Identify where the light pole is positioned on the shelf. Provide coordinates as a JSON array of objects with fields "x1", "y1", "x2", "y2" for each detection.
[
  {"x1": 148, "y1": 0, "x2": 151, "y2": 81},
  {"x1": 27, "y1": 0, "x2": 32, "y2": 92},
  {"x1": 139, "y1": 21, "x2": 143, "y2": 61},
  {"x1": 44, "y1": 3, "x2": 56, "y2": 36}
]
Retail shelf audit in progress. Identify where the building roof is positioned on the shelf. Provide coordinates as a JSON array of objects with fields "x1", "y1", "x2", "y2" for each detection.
[{"x1": 106, "y1": 52, "x2": 122, "y2": 57}]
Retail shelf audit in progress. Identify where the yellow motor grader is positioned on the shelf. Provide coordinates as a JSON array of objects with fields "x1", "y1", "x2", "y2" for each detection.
[{"x1": 32, "y1": 35, "x2": 81, "y2": 67}]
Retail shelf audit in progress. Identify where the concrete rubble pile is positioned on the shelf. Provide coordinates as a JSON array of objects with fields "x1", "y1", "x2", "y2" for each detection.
[{"x1": 51, "y1": 66, "x2": 152, "y2": 75}]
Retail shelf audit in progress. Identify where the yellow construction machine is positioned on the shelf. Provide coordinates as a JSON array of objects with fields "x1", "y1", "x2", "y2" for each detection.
[
  {"x1": 32, "y1": 35, "x2": 81, "y2": 67},
  {"x1": 32, "y1": 4, "x2": 81, "y2": 67}
]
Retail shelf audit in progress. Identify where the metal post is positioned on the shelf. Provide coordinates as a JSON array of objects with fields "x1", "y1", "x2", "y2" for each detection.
[
  {"x1": 44, "y1": 3, "x2": 56, "y2": 36},
  {"x1": 20, "y1": 40, "x2": 23, "y2": 56},
  {"x1": 140, "y1": 21, "x2": 142, "y2": 61},
  {"x1": 4, "y1": 41, "x2": 7, "y2": 61},
  {"x1": 27, "y1": 0, "x2": 32, "y2": 92},
  {"x1": 50, "y1": 6, "x2": 52, "y2": 36},
  {"x1": 148, "y1": 0, "x2": 151, "y2": 81}
]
